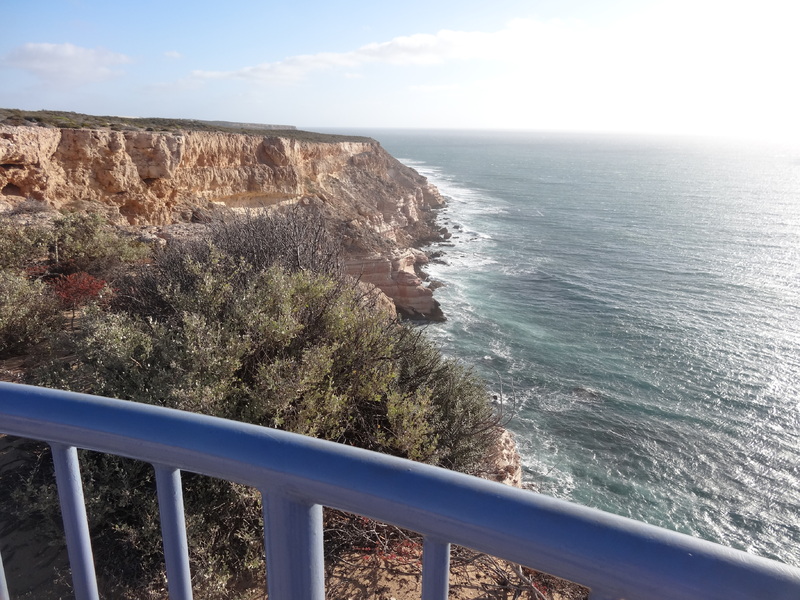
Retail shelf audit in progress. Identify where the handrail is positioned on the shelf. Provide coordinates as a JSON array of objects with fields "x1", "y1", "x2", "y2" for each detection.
[{"x1": 1, "y1": 381, "x2": 799, "y2": 599}]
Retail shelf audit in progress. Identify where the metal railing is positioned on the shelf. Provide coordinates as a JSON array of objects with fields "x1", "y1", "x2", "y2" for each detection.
[{"x1": 1, "y1": 381, "x2": 799, "y2": 600}]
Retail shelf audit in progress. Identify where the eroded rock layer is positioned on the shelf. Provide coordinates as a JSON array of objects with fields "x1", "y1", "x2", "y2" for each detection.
[{"x1": 0, "y1": 124, "x2": 446, "y2": 317}]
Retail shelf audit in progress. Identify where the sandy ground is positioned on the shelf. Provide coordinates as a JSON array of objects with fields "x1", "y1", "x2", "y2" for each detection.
[{"x1": 326, "y1": 549, "x2": 588, "y2": 600}]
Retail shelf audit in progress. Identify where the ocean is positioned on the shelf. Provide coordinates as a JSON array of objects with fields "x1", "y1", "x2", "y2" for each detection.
[{"x1": 322, "y1": 128, "x2": 800, "y2": 566}]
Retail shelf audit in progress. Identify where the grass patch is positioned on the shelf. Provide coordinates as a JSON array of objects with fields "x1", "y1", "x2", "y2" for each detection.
[{"x1": 0, "y1": 108, "x2": 373, "y2": 143}]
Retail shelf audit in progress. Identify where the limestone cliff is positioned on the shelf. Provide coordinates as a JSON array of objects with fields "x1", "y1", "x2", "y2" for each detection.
[{"x1": 0, "y1": 123, "x2": 446, "y2": 318}]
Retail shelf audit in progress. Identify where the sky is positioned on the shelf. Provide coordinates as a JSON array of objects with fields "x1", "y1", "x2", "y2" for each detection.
[{"x1": 1, "y1": 0, "x2": 799, "y2": 140}]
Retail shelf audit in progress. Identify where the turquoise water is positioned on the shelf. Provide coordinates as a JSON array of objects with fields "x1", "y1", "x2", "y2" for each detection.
[{"x1": 325, "y1": 129, "x2": 800, "y2": 565}]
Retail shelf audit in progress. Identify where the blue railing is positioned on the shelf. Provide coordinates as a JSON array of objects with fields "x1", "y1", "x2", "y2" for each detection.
[{"x1": 1, "y1": 381, "x2": 799, "y2": 600}]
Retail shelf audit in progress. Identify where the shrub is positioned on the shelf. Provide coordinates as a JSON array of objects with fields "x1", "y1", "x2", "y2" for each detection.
[
  {"x1": 8, "y1": 197, "x2": 53, "y2": 216},
  {"x1": 58, "y1": 248, "x2": 441, "y2": 460},
  {"x1": 52, "y1": 272, "x2": 107, "y2": 327},
  {"x1": 0, "y1": 270, "x2": 61, "y2": 356},
  {"x1": 209, "y1": 206, "x2": 345, "y2": 278},
  {"x1": 0, "y1": 221, "x2": 49, "y2": 270},
  {"x1": 0, "y1": 212, "x2": 150, "y2": 278},
  {"x1": 49, "y1": 212, "x2": 150, "y2": 278},
  {"x1": 393, "y1": 328, "x2": 499, "y2": 471},
  {"x1": 15, "y1": 209, "x2": 498, "y2": 597}
]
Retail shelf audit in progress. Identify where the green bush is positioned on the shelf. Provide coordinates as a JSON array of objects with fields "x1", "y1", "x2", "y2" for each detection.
[
  {"x1": 0, "y1": 269, "x2": 61, "y2": 356},
  {"x1": 0, "y1": 221, "x2": 49, "y2": 270},
  {"x1": 49, "y1": 212, "x2": 150, "y2": 278},
  {"x1": 53, "y1": 246, "x2": 441, "y2": 460},
  {"x1": 394, "y1": 328, "x2": 499, "y2": 471},
  {"x1": 0, "y1": 212, "x2": 149, "y2": 277},
  {"x1": 14, "y1": 209, "x2": 498, "y2": 598}
]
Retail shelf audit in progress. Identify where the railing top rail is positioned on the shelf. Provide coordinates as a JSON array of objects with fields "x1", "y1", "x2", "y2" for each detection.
[{"x1": 1, "y1": 381, "x2": 799, "y2": 600}]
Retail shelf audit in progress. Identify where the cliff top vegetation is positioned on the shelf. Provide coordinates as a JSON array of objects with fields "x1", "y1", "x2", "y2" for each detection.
[
  {"x1": 0, "y1": 206, "x2": 513, "y2": 598},
  {"x1": 0, "y1": 108, "x2": 374, "y2": 143},
  {"x1": 0, "y1": 198, "x2": 587, "y2": 600}
]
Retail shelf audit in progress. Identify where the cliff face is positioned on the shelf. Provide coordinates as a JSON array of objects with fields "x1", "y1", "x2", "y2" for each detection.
[{"x1": 0, "y1": 124, "x2": 446, "y2": 317}]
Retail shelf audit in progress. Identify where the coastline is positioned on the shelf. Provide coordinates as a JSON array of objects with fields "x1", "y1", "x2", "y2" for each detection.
[{"x1": 0, "y1": 117, "x2": 448, "y2": 319}]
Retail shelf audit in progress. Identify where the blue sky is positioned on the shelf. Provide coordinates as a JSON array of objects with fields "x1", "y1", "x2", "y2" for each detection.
[{"x1": 1, "y1": 0, "x2": 798, "y2": 140}]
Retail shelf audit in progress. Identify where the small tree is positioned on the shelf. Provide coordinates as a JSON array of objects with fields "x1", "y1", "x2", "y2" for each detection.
[{"x1": 52, "y1": 272, "x2": 106, "y2": 328}]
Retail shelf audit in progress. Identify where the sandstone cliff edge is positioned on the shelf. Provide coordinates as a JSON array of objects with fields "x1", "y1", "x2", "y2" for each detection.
[{"x1": 0, "y1": 118, "x2": 446, "y2": 318}]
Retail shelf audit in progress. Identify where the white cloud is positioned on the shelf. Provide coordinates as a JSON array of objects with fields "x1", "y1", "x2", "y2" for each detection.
[
  {"x1": 186, "y1": 19, "x2": 610, "y2": 87},
  {"x1": 194, "y1": 51, "x2": 359, "y2": 84},
  {"x1": 409, "y1": 83, "x2": 460, "y2": 93},
  {"x1": 1, "y1": 42, "x2": 131, "y2": 86},
  {"x1": 355, "y1": 29, "x2": 494, "y2": 65},
  {"x1": 164, "y1": 50, "x2": 183, "y2": 60},
  {"x1": 190, "y1": 27, "x2": 507, "y2": 84}
]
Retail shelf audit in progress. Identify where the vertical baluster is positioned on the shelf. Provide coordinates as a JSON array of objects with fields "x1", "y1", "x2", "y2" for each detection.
[
  {"x1": 421, "y1": 537, "x2": 450, "y2": 600},
  {"x1": 50, "y1": 443, "x2": 99, "y2": 600},
  {"x1": 0, "y1": 546, "x2": 10, "y2": 600},
  {"x1": 154, "y1": 465, "x2": 193, "y2": 600},
  {"x1": 261, "y1": 491, "x2": 324, "y2": 600}
]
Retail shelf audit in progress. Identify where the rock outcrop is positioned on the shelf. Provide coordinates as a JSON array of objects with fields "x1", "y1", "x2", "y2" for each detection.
[
  {"x1": 0, "y1": 123, "x2": 446, "y2": 317},
  {"x1": 486, "y1": 429, "x2": 524, "y2": 488},
  {"x1": 345, "y1": 248, "x2": 443, "y2": 321}
]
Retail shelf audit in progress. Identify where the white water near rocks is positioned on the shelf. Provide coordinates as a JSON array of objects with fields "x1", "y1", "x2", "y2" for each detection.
[{"x1": 322, "y1": 128, "x2": 800, "y2": 566}]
